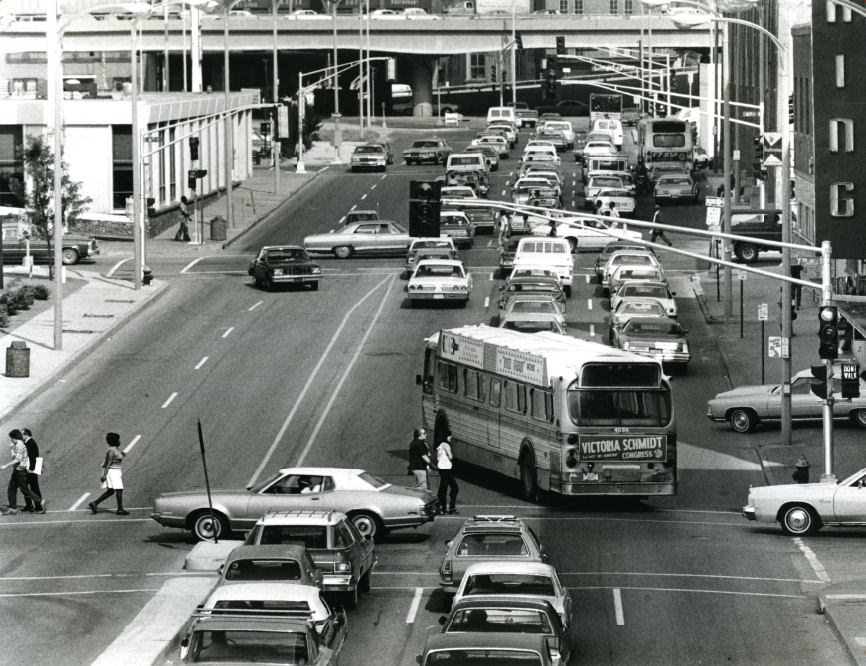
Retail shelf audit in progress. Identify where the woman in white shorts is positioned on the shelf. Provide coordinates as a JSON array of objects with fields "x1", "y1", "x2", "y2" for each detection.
[{"x1": 88, "y1": 432, "x2": 129, "y2": 515}]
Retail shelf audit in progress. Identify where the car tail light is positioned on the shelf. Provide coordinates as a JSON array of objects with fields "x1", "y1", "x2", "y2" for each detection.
[{"x1": 441, "y1": 561, "x2": 452, "y2": 581}]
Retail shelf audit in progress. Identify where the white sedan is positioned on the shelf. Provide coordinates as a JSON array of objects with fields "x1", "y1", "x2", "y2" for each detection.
[
  {"x1": 470, "y1": 134, "x2": 509, "y2": 158},
  {"x1": 582, "y1": 140, "x2": 618, "y2": 160},
  {"x1": 744, "y1": 467, "x2": 866, "y2": 535},
  {"x1": 610, "y1": 280, "x2": 678, "y2": 318},
  {"x1": 539, "y1": 216, "x2": 642, "y2": 252},
  {"x1": 407, "y1": 259, "x2": 472, "y2": 306},
  {"x1": 595, "y1": 188, "x2": 636, "y2": 215}
]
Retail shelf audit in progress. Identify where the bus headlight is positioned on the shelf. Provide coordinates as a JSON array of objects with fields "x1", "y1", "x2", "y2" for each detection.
[{"x1": 565, "y1": 448, "x2": 578, "y2": 468}]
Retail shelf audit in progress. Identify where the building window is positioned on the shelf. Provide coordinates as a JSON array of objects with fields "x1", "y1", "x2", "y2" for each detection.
[
  {"x1": 559, "y1": 0, "x2": 569, "y2": 12},
  {"x1": 829, "y1": 118, "x2": 854, "y2": 153},
  {"x1": 574, "y1": 0, "x2": 584, "y2": 13},
  {"x1": 468, "y1": 54, "x2": 487, "y2": 81},
  {"x1": 835, "y1": 54, "x2": 845, "y2": 88},
  {"x1": 826, "y1": 0, "x2": 852, "y2": 22},
  {"x1": 0, "y1": 125, "x2": 24, "y2": 207},
  {"x1": 830, "y1": 182, "x2": 855, "y2": 217},
  {"x1": 624, "y1": 0, "x2": 633, "y2": 14},
  {"x1": 609, "y1": 0, "x2": 618, "y2": 13},
  {"x1": 112, "y1": 125, "x2": 133, "y2": 211}
]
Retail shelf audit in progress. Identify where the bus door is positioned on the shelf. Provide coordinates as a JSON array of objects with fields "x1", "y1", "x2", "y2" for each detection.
[{"x1": 488, "y1": 376, "x2": 504, "y2": 450}]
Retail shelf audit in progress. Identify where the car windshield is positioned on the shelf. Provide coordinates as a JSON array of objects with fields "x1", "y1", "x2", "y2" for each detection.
[
  {"x1": 612, "y1": 255, "x2": 653, "y2": 266},
  {"x1": 616, "y1": 270, "x2": 661, "y2": 281},
  {"x1": 450, "y1": 156, "x2": 482, "y2": 166},
  {"x1": 350, "y1": 212, "x2": 378, "y2": 221},
  {"x1": 518, "y1": 241, "x2": 566, "y2": 254},
  {"x1": 457, "y1": 534, "x2": 529, "y2": 557},
  {"x1": 191, "y1": 629, "x2": 310, "y2": 663},
  {"x1": 412, "y1": 240, "x2": 453, "y2": 251},
  {"x1": 355, "y1": 145, "x2": 384, "y2": 154},
  {"x1": 415, "y1": 264, "x2": 465, "y2": 278},
  {"x1": 265, "y1": 248, "x2": 306, "y2": 261},
  {"x1": 446, "y1": 608, "x2": 552, "y2": 633},
  {"x1": 442, "y1": 216, "x2": 468, "y2": 226},
  {"x1": 224, "y1": 558, "x2": 302, "y2": 581},
  {"x1": 622, "y1": 285, "x2": 669, "y2": 299},
  {"x1": 465, "y1": 573, "x2": 555, "y2": 596},
  {"x1": 426, "y1": 649, "x2": 543, "y2": 665},
  {"x1": 568, "y1": 382, "x2": 672, "y2": 427},
  {"x1": 601, "y1": 190, "x2": 630, "y2": 198},
  {"x1": 626, "y1": 321, "x2": 683, "y2": 335},
  {"x1": 591, "y1": 178, "x2": 622, "y2": 188},
  {"x1": 258, "y1": 525, "x2": 329, "y2": 549}
]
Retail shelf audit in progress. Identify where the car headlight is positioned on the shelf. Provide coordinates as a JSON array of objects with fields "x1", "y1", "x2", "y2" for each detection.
[
  {"x1": 311, "y1": 267, "x2": 321, "y2": 274},
  {"x1": 336, "y1": 561, "x2": 351, "y2": 573}
]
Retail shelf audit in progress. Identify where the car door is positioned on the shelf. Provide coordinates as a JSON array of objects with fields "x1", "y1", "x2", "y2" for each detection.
[
  {"x1": 241, "y1": 473, "x2": 310, "y2": 527},
  {"x1": 831, "y1": 472, "x2": 866, "y2": 523},
  {"x1": 789, "y1": 376, "x2": 824, "y2": 420},
  {"x1": 351, "y1": 223, "x2": 379, "y2": 252}
]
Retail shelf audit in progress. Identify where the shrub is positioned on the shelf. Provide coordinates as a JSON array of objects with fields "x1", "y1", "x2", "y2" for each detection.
[
  {"x1": 0, "y1": 304, "x2": 9, "y2": 328},
  {"x1": 31, "y1": 284, "x2": 49, "y2": 300}
]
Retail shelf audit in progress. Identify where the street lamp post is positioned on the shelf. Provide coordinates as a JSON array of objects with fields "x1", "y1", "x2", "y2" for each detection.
[
  {"x1": 331, "y1": 0, "x2": 345, "y2": 163},
  {"x1": 272, "y1": 0, "x2": 280, "y2": 193}
]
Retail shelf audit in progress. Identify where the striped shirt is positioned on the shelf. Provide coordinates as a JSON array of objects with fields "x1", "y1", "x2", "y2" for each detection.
[{"x1": 9, "y1": 440, "x2": 28, "y2": 469}]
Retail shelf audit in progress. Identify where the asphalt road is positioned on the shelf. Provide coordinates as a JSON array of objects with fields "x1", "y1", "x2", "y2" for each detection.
[{"x1": 0, "y1": 125, "x2": 855, "y2": 665}]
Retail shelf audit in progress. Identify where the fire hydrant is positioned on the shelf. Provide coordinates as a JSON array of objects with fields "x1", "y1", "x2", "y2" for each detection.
[{"x1": 792, "y1": 455, "x2": 810, "y2": 484}]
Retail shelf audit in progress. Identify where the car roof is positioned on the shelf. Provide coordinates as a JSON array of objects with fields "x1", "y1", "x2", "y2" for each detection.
[
  {"x1": 261, "y1": 245, "x2": 305, "y2": 251},
  {"x1": 459, "y1": 514, "x2": 526, "y2": 532},
  {"x1": 255, "y1": 509, "x2": 348, "y2": 526},
  {"x1": 464, "y1": 561, "x2": 555, "y2": 575},
  {"x1": 276, "y1": 467, "x2": 364, "y2": 476},
  {"x1": 416, "y1": 259, "x2": 464, "y2": 268},
  {"x1": 205, "y1": 582, "x2": 321, "y2": 603},
  {"x1": 619, "y1": 280, "x2": 669, "y2": 290},
  {"x1": 225, "y1": 544, "x2": 311, "y2": 560}
]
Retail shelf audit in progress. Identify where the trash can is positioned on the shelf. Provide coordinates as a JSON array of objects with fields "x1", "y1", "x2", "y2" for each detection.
[
  {"x1": 6, "y1": 341, "x2": 30, "y2": 378},
  {"x1": 210, "y1": 215, "x2": 227, "y2": 242}
]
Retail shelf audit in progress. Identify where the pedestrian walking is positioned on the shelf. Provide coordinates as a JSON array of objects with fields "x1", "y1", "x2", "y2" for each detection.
[
  {"x1": 607, "y1": 201, "x2": 620, "y2": 228},
  {"x1": 175, "y1": 195, "x2": 192, "y2": 241},
  {"x1": 436, "y1": 434, "x2": 459, "y2": 515},
  {"x1": 547, "y1": 218, "x2": 557, "y2": 237},
  {"x1": 2, "y1": 429, "x2": 44, "y2": 514},
  {"x1": 498, "y1": 213, "x2": 512, "y2": 248},
  {"x1": 792, "y1": 455, "x2": 810, "y2": 484},
  {"x1": 88, "y1": 432, "x2": 129, "y2": 515},
  {"x1": 407, "y1": 427, "x2": 432, "y2": 490},
  {"x1": 21, "y1": 428, "x2": 43, "y2": 513},
  {"x1": 596, "y1": 200, "x2": 605, "y2": 216},
  {"x1": 649, "y1": 205, "x2": 673, "y2": 246}
]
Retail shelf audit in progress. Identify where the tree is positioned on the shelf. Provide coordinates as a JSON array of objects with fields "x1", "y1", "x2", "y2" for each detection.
[{"x1": 10, "y1": 134, "x2": 91, "y2": 276}]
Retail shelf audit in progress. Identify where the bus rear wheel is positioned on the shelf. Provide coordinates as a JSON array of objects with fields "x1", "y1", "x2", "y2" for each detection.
[{"x1": 519, "y1": 452, "x2": 538, "y2": 502}]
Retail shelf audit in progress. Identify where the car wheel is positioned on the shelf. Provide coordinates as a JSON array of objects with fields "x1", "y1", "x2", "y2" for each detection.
[
  {"x1": 309, "y1": 281, "x2": 319, "y2": 291},
  {"x1": 264, "y1": 276, "x2": 273, "y2": 292},
  {"x1": 728, "y1": 408, "x2": 758, "y2": 433},
  {"x1": 780, "y1": 504, "x2": 820, "y2": 536},
  {"x1": 359, "y1": 568, "x2": 372, "y2": 593},
  {"x1": 344, "y1": 586, "x2": 359, "y2": 610},
  {"x1": 519, "y1": 449, "x2": 538, "y2": 502},
  {"x1": 190, "y1": 510, "x2": 229, "y2": 541},
  {"x1": 334, "y1": 246, "x2": 353, "y2": 259},
  {"x1": 349, "y1": 511, "x2": 383, "y2": 542},
  {"x1": 735, "y1": 243, "x2": 759, "y2": 263},
  {"x1": 61, "y1": 248, "x2": 80, "y2": 265}
]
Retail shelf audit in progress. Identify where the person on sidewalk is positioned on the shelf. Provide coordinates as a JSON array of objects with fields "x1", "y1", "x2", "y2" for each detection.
[
  {"x1": 408, "y1": 427, "x2": 432, "y2": 490},
  {"x1": 436, "y1": 434, "x2": 459, "y2": 515},
  {"x1": 175, "y1": 196, "x2": 192, "y2": 242},
  {"x1": 2, "y1": 430, "x2": 44, "y2": 514},
  {"x1": 21, "y1": 428, "x2": 42, "y2": 513},
  {"x1": 650, "y1": 205, "x2": 673, "y2": 246},
  {"x1": 88, "y1": 432, "x2": 129, "y2": 516}
]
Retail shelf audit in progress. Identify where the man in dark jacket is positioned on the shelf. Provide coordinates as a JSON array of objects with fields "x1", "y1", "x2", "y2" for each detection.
[
  {"x1": 21, "y1": 428, "x2": 41, "y2": 513},
  {"x1": 408, "y1": 428, "x2": 432, "y2": 490}
]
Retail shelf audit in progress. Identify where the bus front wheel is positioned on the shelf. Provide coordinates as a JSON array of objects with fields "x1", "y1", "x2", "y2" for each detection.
[{"x1": 519, "y1": 451, "x2": 538, "y2": 502}]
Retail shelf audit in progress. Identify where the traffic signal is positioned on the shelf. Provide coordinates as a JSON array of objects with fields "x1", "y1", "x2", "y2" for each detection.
[
  {"x1": 548, "y1": 54, "x2": 557, "y2": 73},
  {"x1": 189, "y1": 136, "x2": 200, "y2": 161},
  {"x1": 751, "y1": 136, "x2": 764, "y2": 179},
  {"x1": 188, "y1": 169, "x2": 196, "y2": 189},
  {"x1": 409, "y1": 180, "x2": 442, "y2": 238},
  {"x1": 818, "y1": 305, "x2": 839, "y2": 360},
  {"x1": 840, "y1": 361, "x2": 861, "y2": 399},
  {"x1": 515, "y1": 32, "x2": 524, "y2": 50},
  {"x1": 556, "y1": 36, "x2": 566, "y2": 55},
  {"x1": 810, "y1": 364, "x2": 829, "y2": 399},
  {"x1": 260, "y1": 122, "x2": 271, "y2": 136}
]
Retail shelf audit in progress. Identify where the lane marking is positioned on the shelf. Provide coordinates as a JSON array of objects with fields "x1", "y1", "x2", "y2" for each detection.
[
  {"x1": 370, "y1": 183, "x2": 377, "y2": 190},
  {"x1": 585, "y1": 274, "x2": 591, "y2": 284},
  {"x1": 587, "y1": 299, "x2": 593, "y2": 311},
  {"x1": 380, "y1": 173, "x2": 386, "y2": 180},
  {"x1": 571, "y1": 585, "x2": 806, "y2": 600},
  {"x1": 613, "y1": 588, "x2": 624, "y2": 625},
  {"x1": 123, "y1": 434, "x2": 141, "y2": 453},
  {"x1": 486, "y1": 240, "x2": 493, "y2": 248},
  {"x1": 373, "y1": 571, "x2": 823, "y2": 584},
  {"x1": 0, "y1": 588, "x2": 160, "y2": 599},
  {"x1": 248, "y1": 300, "x2": 263, "y2": 311},
  {"x1": 792, "y1": 537, "x2": 831, "y2": 583},
  {"x1": 180, "y1": 257, "x2": 203, "y2": 274},
  {"x1": 68, "y1": 493, "x2": 90, "y2": 512},
  {"x1": 296, "y1": 276, "x2": 396, "y2": 466},
  {"x1": 194, "y1": 356, "x2": 209, "y2": 370},
  {"x1": 405, "y1": 587, "x2": 423, "y2": 624},
  {"x1": 107, "y1": 257, "x2": 132, "y2": 278},
  {"x1": 248, "y1": 275, "x2": 393, "y2": 487},
  {"x1": 489, "y1": 272, "x2": 494, "y2": 280},
  {"x1": 161, "y1": 392, "x2": 178, "y2": 409},
  {"x1": 350, "y1": 204, "x2": 357, "y2": 211},
  {"x1": 221, "y1": 327, "x2": 234, "y2": 339},
  {"x1": 484, "y1": 296, "x2": 490, "y2": 308},
  {"x1": 317, "y1": 166, "x2": 328, "y2": 174},
  {"x1": 0, "y1": 571, "x2": 214, "y2": 582},
  {"x1": 360, "y1": 193, "x2": 367, "y2": 200}
]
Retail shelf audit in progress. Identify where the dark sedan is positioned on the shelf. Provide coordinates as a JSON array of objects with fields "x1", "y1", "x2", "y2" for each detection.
[
  {"x1": 248, "y1": 245, "x2": 322, "y2": 291},
  {"x1": 403, "y1": 139, "x2": 452, "y2": 165}
]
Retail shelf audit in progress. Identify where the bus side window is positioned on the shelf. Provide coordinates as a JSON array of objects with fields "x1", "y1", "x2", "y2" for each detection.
[
  {"x1": 464, "y1": 368, "x2": 478, "y2": 400},
  {"x1": 489, "y1": 378, "x2": 502, "y2": 408},
  {"x1": 476, "y1": 372, "x2": 486, "y2": 402},
  {"x1": 438, "y1": 362, "x2": 458, "y2": 393},
  {"x1": 530, "y1": 389, "x2": 551, "y2": 422},
  {"x1": 545, "y1": 393, "x2": 554, "y2": 423},
  {"x1": 505, "y1": 382, "x2": 526, "y2": 414}
]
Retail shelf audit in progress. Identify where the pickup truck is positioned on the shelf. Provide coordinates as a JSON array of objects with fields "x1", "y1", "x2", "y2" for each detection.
[
  {"x1": 730, "y1": 208, "x2": 782, "y2": 263},
  {"x1": 2, "y1": 218, "x2": 99, "y2": 265}
]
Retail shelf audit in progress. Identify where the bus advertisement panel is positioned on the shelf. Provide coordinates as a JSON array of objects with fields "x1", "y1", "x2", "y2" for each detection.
[
  {"x1": 418, "y1": 325, "x2": 677, "y2": 500},
  {"x1": 589, "y1": 93, "x2": 623, "y2": 122}
]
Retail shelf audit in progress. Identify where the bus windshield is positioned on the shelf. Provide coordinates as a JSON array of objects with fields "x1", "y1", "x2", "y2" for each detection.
[{"x1": 567, "y1": 386, "x2": 672, "y2": 427}]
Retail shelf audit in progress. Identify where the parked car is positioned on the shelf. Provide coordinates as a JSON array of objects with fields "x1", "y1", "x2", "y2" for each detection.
[
  {"x1": 1, "y1": 218, "x2": 99, "y2": 266},
  {"x1": 341, "y1": 209, "x2": 378, "y2": 225},
  {"x1": 248, "y1": 245, "x2": 322, "y2": 291},
  {"x1": 304, "y1": 221, "x2": 410, "y2": 259},
  {"x1": 610, "y1": 280, "x2": 678, "y2": 318},
  {"x1": 611, "y1": 316, "x2": 691, "y2": 373},
  {"x1": 244, "y1": 509, "x2": 376, "y2": 609},
  {"x1": 536, "y1": 99, "x2": 588, "y2": 117},
  {"x1": 743, "y1": 467, "x2": 866, "y2": 535},
  {"x1": 707, "y1": 369, "x2": 866, "y2": 433},
  {"x1": 151, "y1": 466, "x2": 438, "y2": 541},
  {"x1": 350, "y1": 143, "x2": 393, "y2": 171},
  {"x1": 418, "y1": 632, "x2": 557, "y2": 666},
  {"x1": 439, "y1": 210, "x2": 476, "y2": 248},
  {"x1": 407, "y1": 259, "x2": 472, "y2": 306},
  {"x1": 438, "y1": 597, "x2": 572, "y2": 666},
  {"x1": 454, "y1": 562, "x2": 572, "y2": 630},
  {"x1": 216, "y1": 543, "x2": 322, "y2": 589},
  {"x1": 403, "y1": 139, "x2": 452, "y2": 165},
  {"x1": 654, "y1": 173, "x2": 699, "y2": 204}
]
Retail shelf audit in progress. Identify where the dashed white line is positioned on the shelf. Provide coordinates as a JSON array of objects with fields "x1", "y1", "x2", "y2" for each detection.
[
  {"x1": 489, "y1": 272, "x2": 494, "y2": 280},
  {"x1": 589, "y1": 324, "x2": 596, "y2": 337},
  {"x1": 180, "y1": 257, "x2": 203, "y2": 274},
  {"x1": 68, "y1": 493, "x2": 90, "y2": 512},
  {"x1": 379, "y1": 173, "x2": 386, "y2": 180},
  {"x1": 483, "y1": 296, "x2": 490, "y2": 308},
  {"x1": 221, "y1": 327, "x2": 234, "y2": 339},
  {"x1": 248, "y1": 300, "x2": 263, "y2": 311},
  {"x1": 793, "y1": 537, "x2": 831, "y2": 582},
  {"x1": 350, "y1": 204, "x2": 357, "y2": 211},
  {"x1": 486, "y1": 240, "x2": 493, "y2": 247},
  {"x1": 613, "y1": 588, "x2": 624, "y2": 625},
  {"x1": 317, "y1": 166, "x2": 328, "y2": 174},
  {"x1": 500, "y1": 189, "x2": 506, "y2": 197},
  {"x1": 194, "y1": 356, "x2": 209, "y2": 370},
  {"x1": 585, "y1": 274, "x2": 591, "y2": 283},
  {"x1": 360, "y1": 193, "x2": 367, "y2": 200},
  {"x1": 370, "y1": 183, "x2": 377, "y2": 190},
  {"x1": 123, "y1": 434, "x2": 141, "y2": 453},
  {"x1": 161, "y1": 393, "x2": 178, "y2": 409},
  {"x1": 406, "y1": 587, "x2": 423, "y2": 624},
  {"x1": 587, "y1": 299, "x2": 593, "y2": 311}
]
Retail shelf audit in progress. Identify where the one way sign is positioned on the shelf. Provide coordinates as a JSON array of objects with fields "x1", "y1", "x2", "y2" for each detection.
[{"x1": 763, "y1": 132, "x2": 783, "y2": 167}]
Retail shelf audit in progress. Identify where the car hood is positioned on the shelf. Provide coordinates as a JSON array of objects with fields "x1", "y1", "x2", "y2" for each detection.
[
  {"x1": 712, "y1": 385, "x2": 777, "y2": 401},
  {"x1": 156, "y1": 488, "x2": 252, "y2": 501},
  {"x1": 749, "y1": 482, "x2": 836, "y2": 500}
]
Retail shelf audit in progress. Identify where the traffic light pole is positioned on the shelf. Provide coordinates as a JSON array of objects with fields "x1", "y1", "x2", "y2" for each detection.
[{"x1": 820, "y1": 241, "x2": 836, "y2": 481}]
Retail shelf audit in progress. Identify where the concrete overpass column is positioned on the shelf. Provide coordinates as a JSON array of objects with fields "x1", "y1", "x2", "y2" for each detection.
[{"x1": 408, "y1": 55, "x2": 436, "y2": 118}]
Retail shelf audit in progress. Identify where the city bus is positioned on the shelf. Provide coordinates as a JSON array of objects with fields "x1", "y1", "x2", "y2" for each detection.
[
  {"x1": 637, "y1": 117, "x2": 694, "y2": 171},
  {"x1": 589, "y1": 93, "x2": 623, "y2": 122},
  {"x1": 417, "y1": 325, "x2": 677, "y2": 500}
]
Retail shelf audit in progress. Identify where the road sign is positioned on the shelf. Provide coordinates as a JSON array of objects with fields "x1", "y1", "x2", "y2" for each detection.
[
  {"x1": 736, "y1": 269, "x2": 747, "y2": 281},
  {"x1": 768, "y1": 336, "x2": 782, "y2": 357},
  {"x1": 705, "y1": 196, "x2": 724, "y2": 208},
  {"x1": 706, "y1": 207, "x2": 721, "y2": 227},
  {"x1": 763, "y1": 132, "x2": 782, "y2": 167},
  {"x1": 759, "y1": 303, "x2": 768, "y2": 321}
]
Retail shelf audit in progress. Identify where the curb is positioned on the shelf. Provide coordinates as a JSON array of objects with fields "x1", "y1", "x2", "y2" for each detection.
[
  {"x1": 692, "y1": 282, "x2": 735, "y2": 391},
  {"x1": 0, "y1": 279, "x2": 171, "y2": 422},
  {"x1": 818, "y1": 593, "x2": 866, "y2": 666},
  {"x1": 221, "y1": 170, "x2": 324, "y2": 250}
]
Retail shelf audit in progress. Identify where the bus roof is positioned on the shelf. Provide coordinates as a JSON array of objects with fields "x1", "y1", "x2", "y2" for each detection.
[{"x1": 427, "y1": 325, "x2": 660, "y2": 388}]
